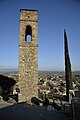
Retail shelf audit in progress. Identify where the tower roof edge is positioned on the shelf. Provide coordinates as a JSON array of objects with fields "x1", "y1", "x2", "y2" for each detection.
[{"x1": 20, "y1": 9, "x2": 38, "y2": 12}]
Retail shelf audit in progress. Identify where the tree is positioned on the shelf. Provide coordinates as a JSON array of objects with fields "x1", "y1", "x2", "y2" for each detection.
[
  {"x1": 0, "y1": 86, "x2": 2, "y2": 95},
  {"x1": 0, "y1": 74, "x2": 16, "y2": 95},
  {"x1": 64, "y1": 29, "x2": 73, "y2": 101}
]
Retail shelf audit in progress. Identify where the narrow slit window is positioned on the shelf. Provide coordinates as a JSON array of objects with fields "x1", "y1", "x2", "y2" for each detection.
[{"x1": 25, "y1": 25, "x2": 32, "y2": 42}]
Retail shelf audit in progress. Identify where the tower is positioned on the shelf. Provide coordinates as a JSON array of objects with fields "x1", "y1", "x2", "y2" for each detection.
[{"x1": 18, "y1": 9, "x2": 38, "y2": 103}]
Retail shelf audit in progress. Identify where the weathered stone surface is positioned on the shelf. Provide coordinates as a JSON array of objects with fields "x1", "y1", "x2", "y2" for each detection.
[{"x1": 18, "y1": 9, "x2": 38, "y2": 103}]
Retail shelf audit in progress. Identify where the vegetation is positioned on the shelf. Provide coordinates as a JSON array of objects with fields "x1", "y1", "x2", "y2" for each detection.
[
  {"x1": 0, "y1": 86, "x2": 2, "y2": 95},
  {"x1": 31, "y1": 97, "x2": 42, "y2": 106},
  {"x1": 0, "y1": 74, "x2": 16, "y2": 100},
  {"x1": 64, "y1": 29, "x2": 73, "y2": 101}
]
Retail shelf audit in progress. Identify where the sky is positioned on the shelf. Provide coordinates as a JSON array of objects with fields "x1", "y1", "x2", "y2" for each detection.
[{"x1": 0, "y1": 0, "x2": 80, "y2": 71}]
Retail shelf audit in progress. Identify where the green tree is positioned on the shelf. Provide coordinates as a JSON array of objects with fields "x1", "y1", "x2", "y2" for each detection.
[{"x1": 64, "y1": 29, "x2": 73, "y2": 101}]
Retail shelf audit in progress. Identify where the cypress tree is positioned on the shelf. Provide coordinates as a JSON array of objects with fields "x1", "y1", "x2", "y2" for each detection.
[{"x1": 64, "y1": 29, "x2": 73, "y2": 101}]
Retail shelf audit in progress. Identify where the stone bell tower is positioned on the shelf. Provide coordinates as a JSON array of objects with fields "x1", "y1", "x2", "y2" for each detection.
[{"x1": 18, "y1": 9, "x2": 38, "y2": 103}]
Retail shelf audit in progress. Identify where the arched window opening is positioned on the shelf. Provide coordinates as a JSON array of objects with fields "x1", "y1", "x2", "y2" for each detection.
[
  {"x1": 27, "y1": 35, "x2": 31, "y2": 42},
  {"x1": 25, "y1": 25, "x2": 32, "y2": 42}
]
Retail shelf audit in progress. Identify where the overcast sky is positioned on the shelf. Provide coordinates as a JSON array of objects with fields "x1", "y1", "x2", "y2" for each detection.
[{"x1": 0, "y1": 0, "x2": 80, "y2": 71}]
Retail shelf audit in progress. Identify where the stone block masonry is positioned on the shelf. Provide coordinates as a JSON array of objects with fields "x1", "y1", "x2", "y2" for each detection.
[{"x1": 18, "y1": 9, "x2": 38, "y2": 103}]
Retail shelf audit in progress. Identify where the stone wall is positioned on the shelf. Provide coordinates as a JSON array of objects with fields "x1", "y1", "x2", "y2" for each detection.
[{"x1": 18, "y1": 9, "x2": 38, "y2": 103}]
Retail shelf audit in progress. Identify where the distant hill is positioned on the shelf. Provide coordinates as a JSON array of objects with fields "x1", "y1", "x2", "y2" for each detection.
[
  {"x1": 0, "y1": 69, "x2": 80, "y2": 76},
  {"x1": 0, "y1": 69, "x2": 18, "y2": 74}
]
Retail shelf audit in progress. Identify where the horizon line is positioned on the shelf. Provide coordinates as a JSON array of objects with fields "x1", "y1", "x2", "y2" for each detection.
[{"x1": 0, "y1": 68, "x2": 80, "y2": 72}]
